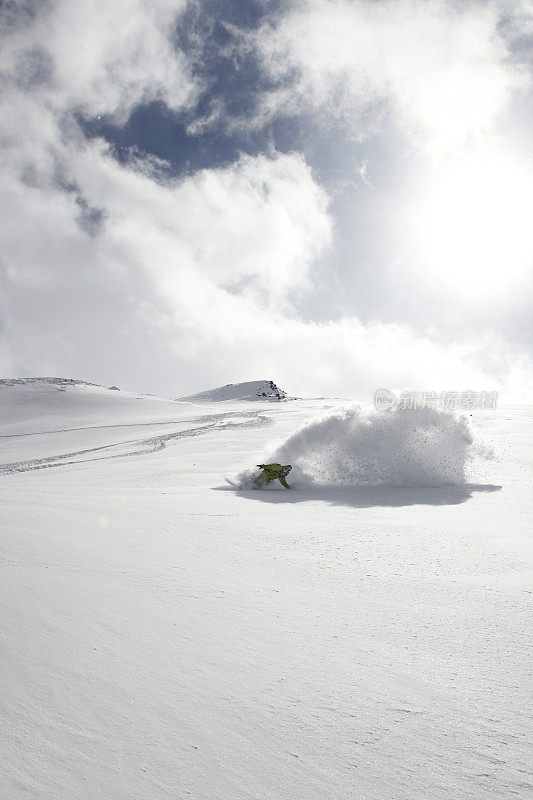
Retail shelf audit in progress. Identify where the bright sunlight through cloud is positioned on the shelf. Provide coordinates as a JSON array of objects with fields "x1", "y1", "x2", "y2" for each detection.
[{"x1": 412, "y1": 150, "x2": 533, "y2": 297}]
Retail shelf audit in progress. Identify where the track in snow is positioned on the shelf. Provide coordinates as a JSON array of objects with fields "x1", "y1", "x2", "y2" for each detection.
[{"x1": 0, "y1": 411, "x2": 272, "y2": 475}]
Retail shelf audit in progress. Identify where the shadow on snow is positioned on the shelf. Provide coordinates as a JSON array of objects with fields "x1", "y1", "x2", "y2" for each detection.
[{"x1": 214, "y1": 483, "x2": 502, "y2": 509}]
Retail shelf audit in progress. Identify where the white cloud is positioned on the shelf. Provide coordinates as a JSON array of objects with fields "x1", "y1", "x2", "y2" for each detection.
[
  {"x1": 3, "y1": 122, "x2": 523, "y2": 398},
  {"x1": 248, "y1": 0, "x2": 525, "y2": 157},
  {"x1": 0, "y1": 0, "x2": 198, "y2": 122},
  {"x1": 0, "y1": 0, "x2": 530, "y2": 400}
]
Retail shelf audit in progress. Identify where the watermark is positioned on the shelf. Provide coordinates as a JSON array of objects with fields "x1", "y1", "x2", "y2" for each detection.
[{"x1": 374, "y1": 389, "x2": 499, "y2": 411}]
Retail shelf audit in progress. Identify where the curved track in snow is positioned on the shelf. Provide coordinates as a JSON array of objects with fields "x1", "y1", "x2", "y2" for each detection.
[{"x1": 0, "y1": 411, "x2": 272, "y2": 475}]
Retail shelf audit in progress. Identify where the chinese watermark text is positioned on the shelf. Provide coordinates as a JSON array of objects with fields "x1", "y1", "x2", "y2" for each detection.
[{"x1": 374, "y1": 389, "x2": 498, "y2": 411}]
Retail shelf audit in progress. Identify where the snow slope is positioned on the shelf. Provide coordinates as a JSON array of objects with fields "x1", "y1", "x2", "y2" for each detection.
[
  {"x1": 0, "y1": 379, "x2": 531, "y2": 800},
  {"x1": 177, "y1": 379, "x2": 288, "y2": 403}
]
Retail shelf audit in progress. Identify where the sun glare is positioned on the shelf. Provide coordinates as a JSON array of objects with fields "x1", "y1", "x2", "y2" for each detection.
[{"x1": 412, "y1": 152, "x2": 533, "y2": 298}]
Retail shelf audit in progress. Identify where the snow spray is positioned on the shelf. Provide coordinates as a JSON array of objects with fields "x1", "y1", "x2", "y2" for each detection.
[{"x1": 269, "y1": 405, "x2": 492, "y2": 488}]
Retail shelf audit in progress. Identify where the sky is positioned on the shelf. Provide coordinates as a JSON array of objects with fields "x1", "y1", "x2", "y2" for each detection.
[{"x1": 0, "y1": 0, "x2": 532, "y2": 400}]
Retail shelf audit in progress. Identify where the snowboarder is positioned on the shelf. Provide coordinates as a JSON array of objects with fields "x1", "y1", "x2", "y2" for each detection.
[{"x1": 254, "y1": 463, "x2": 292, "y2": 489}]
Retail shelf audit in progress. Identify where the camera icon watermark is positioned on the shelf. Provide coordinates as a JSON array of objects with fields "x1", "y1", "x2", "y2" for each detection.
[
  {"x1": 374, "y1": 388, "x2": 397, "y2": 411},
  {"x1": 374, "y1": 389, "x2": 499, "y2": 411}
]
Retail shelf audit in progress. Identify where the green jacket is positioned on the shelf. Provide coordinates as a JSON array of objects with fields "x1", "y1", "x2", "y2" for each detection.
[{"x1": 257, "y1": 463, "x2": 290, "y2": 488}]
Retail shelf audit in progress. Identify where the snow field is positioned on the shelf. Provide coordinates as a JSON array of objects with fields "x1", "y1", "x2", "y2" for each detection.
[{"x1": 0, "y1": 381, "x2": 531, "y2": 799}]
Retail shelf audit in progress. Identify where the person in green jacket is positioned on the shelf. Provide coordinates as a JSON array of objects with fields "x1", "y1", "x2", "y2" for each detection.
[{"x1": 254, "y1": 463, "x2": 292, "y2": 489}]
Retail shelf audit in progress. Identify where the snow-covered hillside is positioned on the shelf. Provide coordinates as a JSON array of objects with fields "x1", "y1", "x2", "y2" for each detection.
[
  {"x1": 177, "y1": 379, "x2": 289, "y2": 403},
  {"x1": 0, "y1": 378, "x2": 177, "y2": 433},
  {"x1": 0, "y1": 379, "x2": 531, "y2": 800}
]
